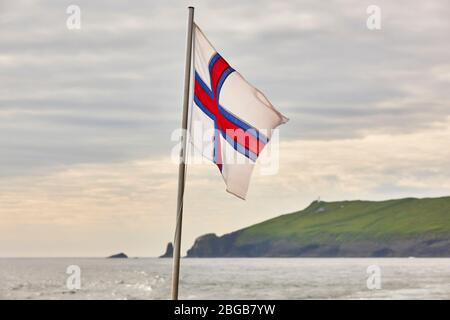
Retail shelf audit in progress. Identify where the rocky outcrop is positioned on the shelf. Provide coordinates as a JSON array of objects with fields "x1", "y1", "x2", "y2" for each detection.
[
  {"x1": 187, "y1": 234, "x2": 450, "y2": 257},
  {"x1": 107, "y1": 252, "x2": 128, "y2": 259},
  {"x1": 187, "y1": 233, "x2": 241, "y2": 257},
  {"x1": 159, "y1": 242, "x2": 174, "y2": 258}
]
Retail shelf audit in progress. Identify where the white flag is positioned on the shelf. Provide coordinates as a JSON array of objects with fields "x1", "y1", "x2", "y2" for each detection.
[{"x1": 190, "y1": 24, "x2": 288, "y2": 199}]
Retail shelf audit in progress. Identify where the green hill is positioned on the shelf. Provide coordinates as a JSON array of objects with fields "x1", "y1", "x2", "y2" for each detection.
[{"x1": 186, "y1": 196, "x2": 450, "y2": 257}]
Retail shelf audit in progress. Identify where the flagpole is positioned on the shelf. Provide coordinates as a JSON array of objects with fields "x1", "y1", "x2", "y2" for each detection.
[{"x1": 171, "y1": 6, "x2": 194, "y2": 301}]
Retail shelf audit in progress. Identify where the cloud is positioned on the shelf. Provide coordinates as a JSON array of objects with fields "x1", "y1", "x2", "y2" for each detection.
[
  {"x1": 1, "y1": 117, "x2": 450, "y2": 256},
  {"x1": 1, "y1": 1, "x2": 449, "y2": 173},
  {"x1": 265, "y1": 117, "x2": 450, "y2": 199},
  {"x1": 1, "y1": 0, "x2": 449, "y2": 255}
]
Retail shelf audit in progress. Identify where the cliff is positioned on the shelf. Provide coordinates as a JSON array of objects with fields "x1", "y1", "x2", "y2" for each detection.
[{"x1": 187, "y1": 197, "x2": 450, "y2": 257}]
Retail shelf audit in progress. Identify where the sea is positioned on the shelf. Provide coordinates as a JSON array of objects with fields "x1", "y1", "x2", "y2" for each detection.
[{"x1": 0, "y1": 258, "x2": 449, "y2": 300}]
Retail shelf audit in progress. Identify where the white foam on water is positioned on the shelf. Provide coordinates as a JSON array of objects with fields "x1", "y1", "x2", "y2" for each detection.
[{"x1": 0, "y1": 258, "x2": 449, "y2": 299}]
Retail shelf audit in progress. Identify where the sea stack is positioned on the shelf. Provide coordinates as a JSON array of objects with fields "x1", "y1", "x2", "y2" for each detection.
[{"x1": 160, "y1": 242, "x2": 174, "y2": 258}]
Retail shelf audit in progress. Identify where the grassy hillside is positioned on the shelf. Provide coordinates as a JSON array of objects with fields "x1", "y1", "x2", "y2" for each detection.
[
  {"x1": 237, "y1": 197, "x2": 450, "y2": 246},
  {"x1": 187, "y1": 196, "x2": 450, "y2": 257}
]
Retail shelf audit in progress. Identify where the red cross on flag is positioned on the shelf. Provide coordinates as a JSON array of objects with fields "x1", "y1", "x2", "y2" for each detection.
[{"x1": 190, "y1": 24, "x2": 288, "y2": 199}]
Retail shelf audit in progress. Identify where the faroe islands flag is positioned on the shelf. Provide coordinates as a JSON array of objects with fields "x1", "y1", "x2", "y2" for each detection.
[{"x1": 191, "y1": 24, "x2": 288, "y2": 199}]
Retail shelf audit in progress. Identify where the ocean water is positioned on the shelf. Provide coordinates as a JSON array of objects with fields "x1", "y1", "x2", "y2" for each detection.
[{"x1": 0, "y1": 258, "x2": 449, "y2": 300}]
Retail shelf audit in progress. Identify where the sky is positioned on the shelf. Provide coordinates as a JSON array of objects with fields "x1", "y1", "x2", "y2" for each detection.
[{"x1": 1, "y1": 0, "x2": 449, "y2": 257}]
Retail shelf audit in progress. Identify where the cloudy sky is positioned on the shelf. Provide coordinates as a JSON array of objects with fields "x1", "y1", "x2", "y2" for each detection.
[{"x1": 1, "y1": 0, "x2": 449, "y2": 257}]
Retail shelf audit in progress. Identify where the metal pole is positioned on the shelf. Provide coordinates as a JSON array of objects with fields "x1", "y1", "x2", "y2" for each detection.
[{"x1": 171, "y1": 6, "x2": 194, "y2": 301}]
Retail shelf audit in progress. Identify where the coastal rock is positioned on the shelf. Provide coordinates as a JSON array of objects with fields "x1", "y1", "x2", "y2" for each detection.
[
  {"x1": 159, "y1": 242, "x2": 174, "y2": 258},
  {"x1": 107, "y1": 252, "x2": 128, "y2": 259}
]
